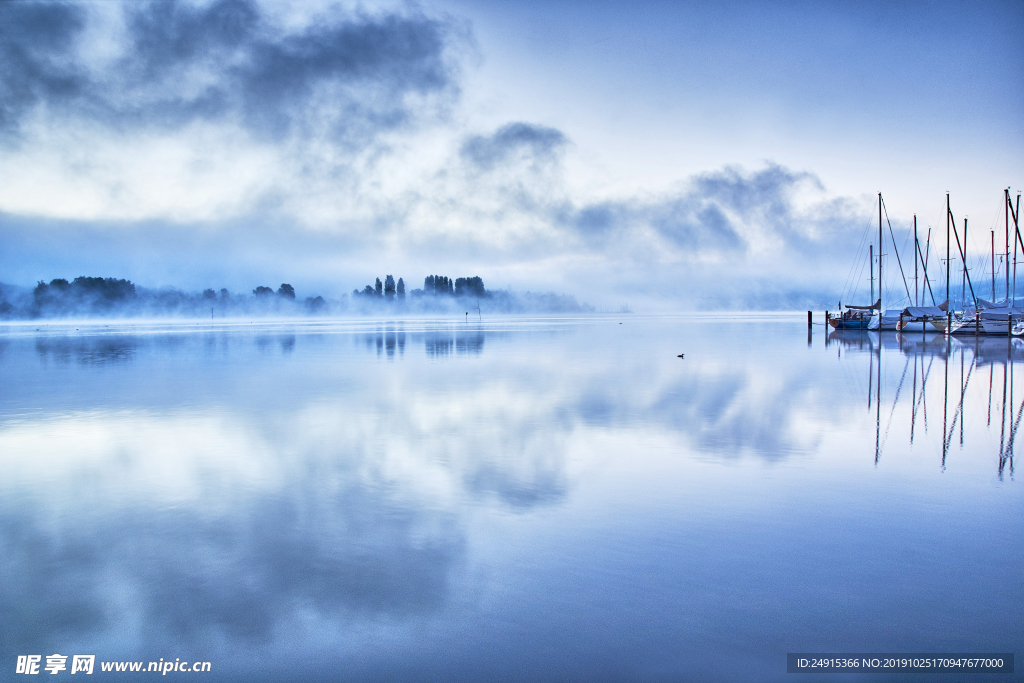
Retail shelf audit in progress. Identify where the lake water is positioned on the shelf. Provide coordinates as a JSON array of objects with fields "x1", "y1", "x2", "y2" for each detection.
[{"x1": 1, "y1": 316, "x2": 1020, "y2": 682}]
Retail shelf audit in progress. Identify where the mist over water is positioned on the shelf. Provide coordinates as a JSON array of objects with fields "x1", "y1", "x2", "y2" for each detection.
[
  {"x1": 1, "y1": 316, "x2": 1020, "y2": 681},
  {"x1": 0, "y1": 276, "x2": 595, "y2": 320}
]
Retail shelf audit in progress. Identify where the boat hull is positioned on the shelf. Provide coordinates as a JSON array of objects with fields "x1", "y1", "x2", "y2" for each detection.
[
  {"x1": 949, "y1": 318, "x2": 1019, "y2": 336},
  {"x1": 828, "y1": 319, "x2": 871, "y2": 330},
  {"x1": 896, "y1": 318, "x2": 949, "y2": 333}
]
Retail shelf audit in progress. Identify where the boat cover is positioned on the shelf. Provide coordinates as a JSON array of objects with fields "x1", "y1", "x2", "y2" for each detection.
[
  {"x1": 978, "y1": 307, "x2": 1024, "y2": 320},
  {"x1": 903, "y1": 306, "x2": 946, "y2": 318}
]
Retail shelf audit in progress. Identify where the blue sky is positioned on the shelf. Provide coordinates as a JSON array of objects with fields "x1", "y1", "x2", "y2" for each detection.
[{"x1": 0, "y1": 0, "x2": 1020, "y2": 309}]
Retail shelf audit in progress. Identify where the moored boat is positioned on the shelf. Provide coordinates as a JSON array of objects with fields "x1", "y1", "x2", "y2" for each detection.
[
  {"x1": 896, "y1": 304, "x2": 950, "y2": 333},
  {"x1": 939, "y1": 298, "x2": 1024, "y2": 336},
  {"x1": 829, "y1": 299, "x2": 880, "y2": 329},
  {"x1": 868, "y1": 309, "x2": 908, "y2": 331}
]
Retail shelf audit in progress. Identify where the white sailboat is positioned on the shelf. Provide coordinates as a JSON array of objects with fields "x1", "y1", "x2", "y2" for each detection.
[{"x1": 896, "y1": 302, "x2": 951, "y2": 333}]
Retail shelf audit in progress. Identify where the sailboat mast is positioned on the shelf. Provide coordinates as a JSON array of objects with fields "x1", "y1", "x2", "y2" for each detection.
[
  {"x1": 1006, "y1": 188, "x2": 1011, "y2": 302},
  {"x1": 946, "y1": 193, "x2": 951, "y2": 331},
  {"x1": 878, "y1": 192, "x2": 883, "y2": 315},
  {"x1": 914, "y1": 215, "x2": 919, "y2": 306},
  {"x1": 870, "y1": 244, "x2": 874, "y2": 303},
  {"x1": 1011, "y1": 192, "x2": 1019, "y2": 307},
  {"x1": 1014, "y1": 192, "x2": 1021, "y2": 306},
  {"x1": 964, "y1": 217, "x2": 970, "y2": 308},
  {"x1": 992, "y1": 229, "x2": 996, "y2": 302}
]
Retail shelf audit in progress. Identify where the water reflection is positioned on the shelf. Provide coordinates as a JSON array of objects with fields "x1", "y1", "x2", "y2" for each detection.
[
  {"x1": 0, "y1": 477, "x2": 463, "y2": 652},
  {"x1": 0, "y1": 319, "x2": 1019, "y2": 681},
  {"x1": 424, "y1": 330, "x2": 485, "y2": 357},
  {"x1": 255, "y1": 334, "x2": 296, "y2": 354},
  {"x1": 355, "y1": 326, "x2": 409, "y2": 358},
  {"x1": 0, "y1": 322, "x2": 575, "y2": 660},
  {"x1": 826, "y1": 328, "x2": 1020, "y2": 478},
  {"x1": 35, "y1": 336, "x2": 139, "y2": 365},
  {"x1": 826, "y1": 328, "x2": 880, "y2": 351}
]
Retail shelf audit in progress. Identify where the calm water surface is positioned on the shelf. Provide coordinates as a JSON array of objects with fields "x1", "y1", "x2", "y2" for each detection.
[{"x1": 1, "y1": 316, "x2": 1020, "y2": 681}]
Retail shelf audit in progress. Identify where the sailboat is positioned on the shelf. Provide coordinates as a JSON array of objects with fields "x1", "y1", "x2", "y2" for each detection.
[
  {"x1": 947, "y1": 191, "x2": 1022, "y2": 335},
  {"x1": 854, "y1": 192, "x2": 909, "y2": 332},
  {"x1": 830, "y1": 298, "x2": 880, "y2": 329},
  {"x1": 897, "y1": 301, "x2": 951, "y2": 333},
  {"x1": 832, "y1": 195, "x2": 890, "y2": 331}
]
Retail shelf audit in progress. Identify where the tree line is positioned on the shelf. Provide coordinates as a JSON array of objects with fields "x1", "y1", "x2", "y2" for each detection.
[
  {"x1": 353, "y1": 275, "x2": 486, "y2": 299},
  {"x1": 0, "y1": 272, "x2": 595, "y2": 319}
]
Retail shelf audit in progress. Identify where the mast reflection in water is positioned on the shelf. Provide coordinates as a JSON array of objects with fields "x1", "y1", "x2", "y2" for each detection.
[{"x1": 827, "y1": 328, "x2": 1019, "y2": 478}]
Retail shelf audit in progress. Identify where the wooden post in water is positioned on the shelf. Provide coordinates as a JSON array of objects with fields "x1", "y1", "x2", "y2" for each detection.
[{"x1": 807, "y1": 311, "x2": 812, "y2": 328}]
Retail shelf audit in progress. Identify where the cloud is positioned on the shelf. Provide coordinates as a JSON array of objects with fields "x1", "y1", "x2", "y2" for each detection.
[
  {"x1": 0, "y1": 0, "x2": 458, "y2": 142},
  {"x1": 460, "y1": 122, "x2": 568, "y2": 172},
  {"x1": 400, "y1": 144, "x2": 869, "y2": 306},
  {"x1": 565, "y1": 164, "x2": 840, "y2": 258},
  {"x1": 0, "y1": 1, "x2": 88, "y2": 132},
  {"x1": 0, "y1": 2, "x2": 879, "y2": 309},
  {"x1": 0, "y1": 0, "x2": 466, "y2": 224}
]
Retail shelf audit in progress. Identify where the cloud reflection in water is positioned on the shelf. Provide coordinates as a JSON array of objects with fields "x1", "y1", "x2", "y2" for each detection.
[{"x1": 3, "y1": 319, "x2": 1017, "y2": 679}]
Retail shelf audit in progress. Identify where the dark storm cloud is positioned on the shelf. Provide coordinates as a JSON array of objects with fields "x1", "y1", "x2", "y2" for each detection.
[
  {"x1": 0, "y1": 2, "x2": 88, "y2": 131},
  {"x1": 0, "y1": 0, "x2": 458, "y2": 142},
  {"x1": 460, "y1": 122, "x2": 567, "y2": 171}
]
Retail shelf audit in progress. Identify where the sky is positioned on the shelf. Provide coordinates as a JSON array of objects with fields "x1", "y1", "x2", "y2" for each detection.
[{"x1": 0, "y1": 0, "x2": 1021, "y2": 310}]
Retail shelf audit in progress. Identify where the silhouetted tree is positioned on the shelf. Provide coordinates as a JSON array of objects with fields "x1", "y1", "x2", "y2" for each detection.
[
  {"x1": 219, "y1": 288, "x2": 229, "y2": 299},
  {"x1": 375, "y1": 277, "x2": 383, "y2": 297},
  {"x1": 32, "y1": 276, "x2": 137, "y2": 315},
  {"x1": 305, "y1": 295, "x2": 326, "y2": 312},
  {"x1": 63, "y1": 277, "x2": 133, "y2": 304},
  {"x1": 202, "y1": 288, "x2": 216, "y2": 300},
  {"x1": 277, "y1": 283, "x2": 295, "y2": 299},
  {"x1": 253, "y1": 286, "x2": 274, "y2": 297},
  {"x1": 423, "y1": 275, "x2": 455, "y2": 295},
  {"x1": 33, "y1": 281, "x2": 50, "y2": 304},
  {"x1": 384, "y1": 275, "x2": 396, "y2": 299},
  {"x1": 397, "y1": 278, "x2": 405, "y2": 299},
  {"x1": 455, "y1": 276, "x2": 485, "y2": 297}
]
